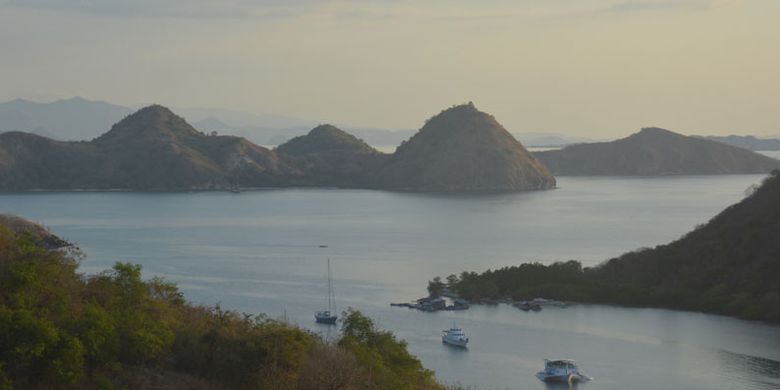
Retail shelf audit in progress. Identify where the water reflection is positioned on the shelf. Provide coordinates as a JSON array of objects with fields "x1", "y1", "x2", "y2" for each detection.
[
  {"x1": 543, "y1": 383, "x2": 583, "y2": 390},
  {"x1": 717, "y1": 350, "x2": 780, "y2": 389}
]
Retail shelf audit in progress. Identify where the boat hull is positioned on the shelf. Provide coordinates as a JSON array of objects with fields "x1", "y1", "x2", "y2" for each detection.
[
  {"x1": 315, "y1": 315, "x2": 337, "y2": 324},
  {"x1": 535, "y1": 372, "x2": 587, "y2": 383},
  {"x1": 442, "y1": 337, "x2": 468, "y2": 348}
]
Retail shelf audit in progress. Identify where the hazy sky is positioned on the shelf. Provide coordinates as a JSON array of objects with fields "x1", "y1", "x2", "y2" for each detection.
[{"x1": 1, "y1": 0, "x2": 778, "y2": 137}]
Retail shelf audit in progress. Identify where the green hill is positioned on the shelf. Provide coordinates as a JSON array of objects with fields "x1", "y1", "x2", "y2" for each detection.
[
  {"x1": 436, "y1": 170, "x2": 780, "y2": 322},
  {"x1": 590, "y1": 170, "x2": 780, "y2": 319}
]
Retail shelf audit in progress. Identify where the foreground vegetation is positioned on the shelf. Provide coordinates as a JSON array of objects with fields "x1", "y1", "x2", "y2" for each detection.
[
  {"x1": 0, "y1": 218, "x2": 444, "y2": 389},
  {"x1": 430, "y1": 171, "x2": 780, "y2": 323}
]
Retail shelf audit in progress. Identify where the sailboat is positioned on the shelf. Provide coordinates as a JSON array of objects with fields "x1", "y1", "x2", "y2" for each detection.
[{"x1": 315, "y1": 259, "x2": 338, "y2": 325}]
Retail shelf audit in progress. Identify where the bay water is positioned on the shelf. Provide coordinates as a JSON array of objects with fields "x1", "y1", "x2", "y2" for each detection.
[{"x1": 2, "y1": 174, "x2": 779, "y2": 389}]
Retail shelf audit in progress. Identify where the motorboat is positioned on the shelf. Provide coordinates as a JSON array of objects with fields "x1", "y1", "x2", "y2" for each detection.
[
  {"x1": 442, "y1": 325, "x2": 469, "y2": 348},
  {"x1": 535, "y1": 359, "x2": 591, "y2": 383}
]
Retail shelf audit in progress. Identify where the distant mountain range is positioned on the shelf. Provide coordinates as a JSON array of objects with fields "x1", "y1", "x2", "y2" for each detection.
[
  {"x1": 0, "y1": 97, "x2": 415, "y2": 147},
  {"x1": 0, "y1": 97, "x2": 133, "y2": 141},
  {"x1": 533, "y1": 127, "x2": 780, "y2": 176},
  {"x1": 0, "y1": 103, "x2": 555, "y2": 192},
  {"x1": 0, "y1": 97, "x2": 591, "y2": 148},
  {"x1": 513, "y1": 132, "x2": 594, "y2": 148},
  {"x1": 700, "y1": 135, "x2": 780, "y2": 151}
]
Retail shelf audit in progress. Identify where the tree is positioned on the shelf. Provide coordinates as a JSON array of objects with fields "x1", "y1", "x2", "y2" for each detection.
[
  {"x1": 445, "y1": 274, "x2": 459, "y2": 289},
  {"x1": 427, "y1": 277, "x2": 445, "y2": 298}
]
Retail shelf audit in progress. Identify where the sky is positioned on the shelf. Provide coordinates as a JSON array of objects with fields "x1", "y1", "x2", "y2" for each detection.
[{"x1": 1, "y1": 0, "x2": 778, "y2": 137}]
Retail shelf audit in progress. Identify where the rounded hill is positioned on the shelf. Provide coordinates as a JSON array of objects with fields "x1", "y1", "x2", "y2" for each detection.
[
  {"x1": 94, "y1": 104, "x2": 202, "y2": 145},
  {"x1": 276, "y1": 124, "x2": 377, "y2": 156},
  {"x1": 534, "y1": 127, "x2": 780, "y2": 176},
  {"x1": 375, "y1": 103, "x2": 556, "y2": 192}
]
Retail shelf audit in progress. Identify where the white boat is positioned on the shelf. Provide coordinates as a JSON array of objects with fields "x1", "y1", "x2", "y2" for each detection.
[
  {"x1": 315, "y1": 259, "x2": 338, "y2": 325},
  {"x1": 535, "y1": 359, "x2": 591, "y2": 383},
  {"x1": 442, "y1": 325, "x2": 469, "y2": 348}
]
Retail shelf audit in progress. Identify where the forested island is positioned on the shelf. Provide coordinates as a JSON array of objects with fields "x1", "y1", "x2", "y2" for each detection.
[
  {"x1": 0, "y1": 215, "x2": 453, "y2": 389},
  {"x1": 428, "y1": 170, "x2": 780, "y2": 323}
]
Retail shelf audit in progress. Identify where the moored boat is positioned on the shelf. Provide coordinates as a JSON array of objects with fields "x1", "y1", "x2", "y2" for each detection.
[
  {"x1": 315, "y1": 259, "x2": 338, "y2": 325},
  {"x1": 535, "y1": 359, "x2": 591, "y2": 383},
  {"x1": 514, "y1": 301, "x2": 542, "y2": 312},
  {"x1": 442, "y1": 325, "x2": 469, "y2": 348}
]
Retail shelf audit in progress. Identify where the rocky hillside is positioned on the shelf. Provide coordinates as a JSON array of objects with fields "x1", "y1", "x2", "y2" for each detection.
[
  {"x1": 375, "y1": 103, "x2": 556, "y2": 192},
  {"x1": 0, "y1": 103, "x2": 557, "y2": 192},
  {"x1": 275, "y1": 124, "x2": 382, "y2": 187},
  {"x1": 276, "y1": 124, "x2": 376, "y2": 155},
  {"x1": 534, "y1": 127, "x2": 780, "y2": 176},
  {"x1": 0, "y1": 105, "x2": 300, "y2": 190},
  {"x1": 92, "y1": 105, "x2": 299, "y2": 189},
  {"x1": 0, "y1": 214, "x2": 70, "y2": 249}
]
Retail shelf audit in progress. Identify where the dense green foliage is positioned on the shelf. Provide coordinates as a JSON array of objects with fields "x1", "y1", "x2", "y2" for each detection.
[
  {"x1": 0, "y1": 222, "x2": 444, "y2": 389},
  {"x1": 445, "y1": 261, "x2": 590, "y2": 303},
  {"x1": 434, "y1": 171, "x2": 780, "y2": 322},
  {"x1": 427, "y1": 277, "x2": 445, "y2": 298},
  {"x1": 338, "y1": 309, "x2": 440, "y2": 390}
]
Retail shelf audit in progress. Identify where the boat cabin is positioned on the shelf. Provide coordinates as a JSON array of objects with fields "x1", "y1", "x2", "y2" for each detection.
[{"x1": 543, "y1": 359, "x2": 578, "y2": 375}]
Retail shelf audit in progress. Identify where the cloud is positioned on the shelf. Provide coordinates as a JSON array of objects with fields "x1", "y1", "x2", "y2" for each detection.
[
  {"x1": 3, "y1": 0, "x2": 718, "y2": 22},
  {"x1": 2, "y1": 0, "x2": 327, "y2": 19},
  {"x1": 604, "y1": 0, "x2": 712, "y2": 13}
]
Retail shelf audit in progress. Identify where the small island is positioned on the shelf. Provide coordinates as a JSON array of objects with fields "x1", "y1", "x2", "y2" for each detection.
[{"x1": 533, "y1": 127, "x2": 780, "y2": 176}]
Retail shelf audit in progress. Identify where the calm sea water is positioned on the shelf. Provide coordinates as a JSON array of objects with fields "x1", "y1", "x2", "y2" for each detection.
[
  {"x1": 757, "y1": 150, "x2": 780, "y2": 160},
  {"x1": 2, "y1": 175, "x2": 779, "y2": 390}
]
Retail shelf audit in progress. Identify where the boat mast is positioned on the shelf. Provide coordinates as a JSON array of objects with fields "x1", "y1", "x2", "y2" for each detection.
[{"x1": 327, "y1": 258, "x2": 335, "y2": 313}]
